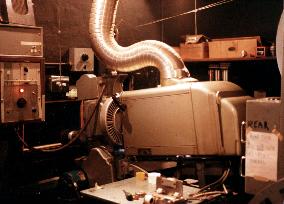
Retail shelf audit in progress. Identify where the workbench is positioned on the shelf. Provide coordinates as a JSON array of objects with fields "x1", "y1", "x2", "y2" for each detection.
[{"x1": 81, "y1": 177, "x2": 202, "y2": 204}]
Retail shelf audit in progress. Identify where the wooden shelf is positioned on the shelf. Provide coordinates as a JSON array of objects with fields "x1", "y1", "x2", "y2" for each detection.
[
  {"x1": 45, "y1": 99, "x2": 81, "y2": 104},
  {"x1": 182, "y1": 56, "x2": 276, "y2": 62},
  {"x1": 45, "y1": 62, "x2": 70, "y2": 65},
  {"x1": 0, "y1": 55, "x2": 44, "y2": 62}
]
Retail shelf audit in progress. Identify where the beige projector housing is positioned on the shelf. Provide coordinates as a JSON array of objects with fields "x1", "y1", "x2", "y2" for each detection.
[{"x1": 121, "y1": 81, "x2": 251, "y2": 156}]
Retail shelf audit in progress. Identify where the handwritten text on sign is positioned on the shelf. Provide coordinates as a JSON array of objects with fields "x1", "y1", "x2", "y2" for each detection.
[{"x1": 245, "y1": 131, "x2": 278, "y2": 181}]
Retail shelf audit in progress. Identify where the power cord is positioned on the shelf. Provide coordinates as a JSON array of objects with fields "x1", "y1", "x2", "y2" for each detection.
[
  {"x1": 16, "y1": 85, "x2": 106, "y2": 153},
  {"x1": 188, "y1": 167, "x2": 231, "y2": 201}
]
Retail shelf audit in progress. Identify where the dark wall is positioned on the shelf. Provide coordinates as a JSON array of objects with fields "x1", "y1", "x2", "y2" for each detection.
[
  {"x1": 116, "y1": 0, "x2": 162, "y2": 46},
  {"x1": 33, "y1": 0, "x2": 93, "y2": 63},
  {"x1": 161, "y1": 0, "x2": 283, "y2": 46},
  {"x1": 197, "y1": 0, "x2": 282, "y2": 42},
  {"x1": 33, "y1": 0, "x2": 162, "y2": 62},
  {"x1": 32, "y1": 0, "x2": 283, "y2": 62}
]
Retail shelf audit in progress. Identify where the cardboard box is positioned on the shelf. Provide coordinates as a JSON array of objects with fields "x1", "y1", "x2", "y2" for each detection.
[
  {"x1": 209, "y1": 36, "x2": 260, "y2": 59},
  {"x1": 179, "y1": 42, "x2": 209, "y2": 59}
]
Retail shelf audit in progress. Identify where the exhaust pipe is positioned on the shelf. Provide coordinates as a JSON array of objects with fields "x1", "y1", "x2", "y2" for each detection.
[{"x1": 89, "y1": 0, "x2": 192, "y2": 86}]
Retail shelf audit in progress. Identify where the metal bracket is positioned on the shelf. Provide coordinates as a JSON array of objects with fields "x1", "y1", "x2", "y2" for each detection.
[
  {"x1": 241, "y1": 121, "x2": 246, "y2": 143},
  {"x1": 240, "y1": 156, "x2": 245, "y2": 178}
]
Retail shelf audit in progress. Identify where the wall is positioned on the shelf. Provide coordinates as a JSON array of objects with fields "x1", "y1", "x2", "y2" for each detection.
[
  {"x1": 162, "y1": 0, "x2": 283, "y2": 45},
  {"x1": 1, "y1": 0, "x2": 281, "y2": 91},
  {"x1": 31, "y1": 0, "x2": 283, "y2": 63},
  {"x1": 33, "y1": 0, "x2": 162, "y2": 63},
  {"x1": 33, "y1": 0, "x2": 93, "y2": 62}
]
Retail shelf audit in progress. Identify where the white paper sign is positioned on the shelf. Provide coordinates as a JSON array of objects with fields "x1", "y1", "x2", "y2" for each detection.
[{"x1": 245, "y1": 131, "x2": 278, "y2": 181}]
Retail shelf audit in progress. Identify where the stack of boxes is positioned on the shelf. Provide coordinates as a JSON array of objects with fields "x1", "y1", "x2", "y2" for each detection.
[{"x1": 179, "y1": 35, "x2": 263, "y2": 60}]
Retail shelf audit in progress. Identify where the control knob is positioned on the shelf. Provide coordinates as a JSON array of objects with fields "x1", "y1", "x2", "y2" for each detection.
[
  {"x1": 81, "y1": 53, "x2": 89, "y2": 62},
  {"x1": 17, "y1": 97, "x2": 27, "y2": 108}
]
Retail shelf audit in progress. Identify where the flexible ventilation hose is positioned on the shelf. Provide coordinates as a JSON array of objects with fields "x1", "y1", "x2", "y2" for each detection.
[{"x1": 89, "y1": 0, "x2": 191, "y2": 86}]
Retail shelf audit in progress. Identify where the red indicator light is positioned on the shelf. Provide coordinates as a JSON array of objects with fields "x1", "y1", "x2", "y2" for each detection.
[{"x1": 19, "y1": 88, "x2": 24, "y2": 93}]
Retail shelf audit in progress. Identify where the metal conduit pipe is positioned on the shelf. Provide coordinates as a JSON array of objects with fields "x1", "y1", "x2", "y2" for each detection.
[{"x1": 89, "y1": 0, "x2": 192, "y2": 86}]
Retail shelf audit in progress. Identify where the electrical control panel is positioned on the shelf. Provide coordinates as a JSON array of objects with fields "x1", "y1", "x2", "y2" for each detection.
[
  {"x1": 0, "y1": 23, "x2": 44, "y2": 123},
  {"x1": 0, "y1": 24, "x2": 43, "y2": 56},
  {"x1": 0, "y1": 58, "x2": 44, "y2": 123}
]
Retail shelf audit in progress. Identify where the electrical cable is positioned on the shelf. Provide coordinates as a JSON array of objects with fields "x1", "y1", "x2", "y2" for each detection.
[
  {"x1": 116, "y1": 0, "x2": 137, "y2": 43},
  {"x1": 196, "y1": 168, "x2": 230, "y2": 193},
  {"x1": 189, "y1": 192, "x2": 226, "y2": 202},
  {"x1": 161, "y1": 0, "x2": 164, "y2": 42},
  {"x1": 196, "y1": 160, "x2": 232, "y2": 193},
  {"x1": 16, "y1": 85, "x2": 106, "y2": 153},
  {"x1": 187, "y1": 168, "x2": 230, "y2": 202},
  {"x1": 129, "y1": 163, "x2": 149, "y2": 175},
  {"x1": 56, "y1": 0, "x2": 62, "y2": 84},
  {"x1": 194, "y1": 0, "x2": 197, "y2": 35},
  {"x1": 192, "y1": 190, "x2": 226, "y2": 198},
  {"x1": 136, "y1": 0, "x2": 235, "y2": 28}
]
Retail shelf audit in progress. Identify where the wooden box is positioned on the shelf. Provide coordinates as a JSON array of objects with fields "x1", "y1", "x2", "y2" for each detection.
[
  {"x1": 209, "y1": 36, "x2": 260, "y2": 59},
  {"x1": 179, "y1": 42, "x2": 209, "y2": 59}
]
